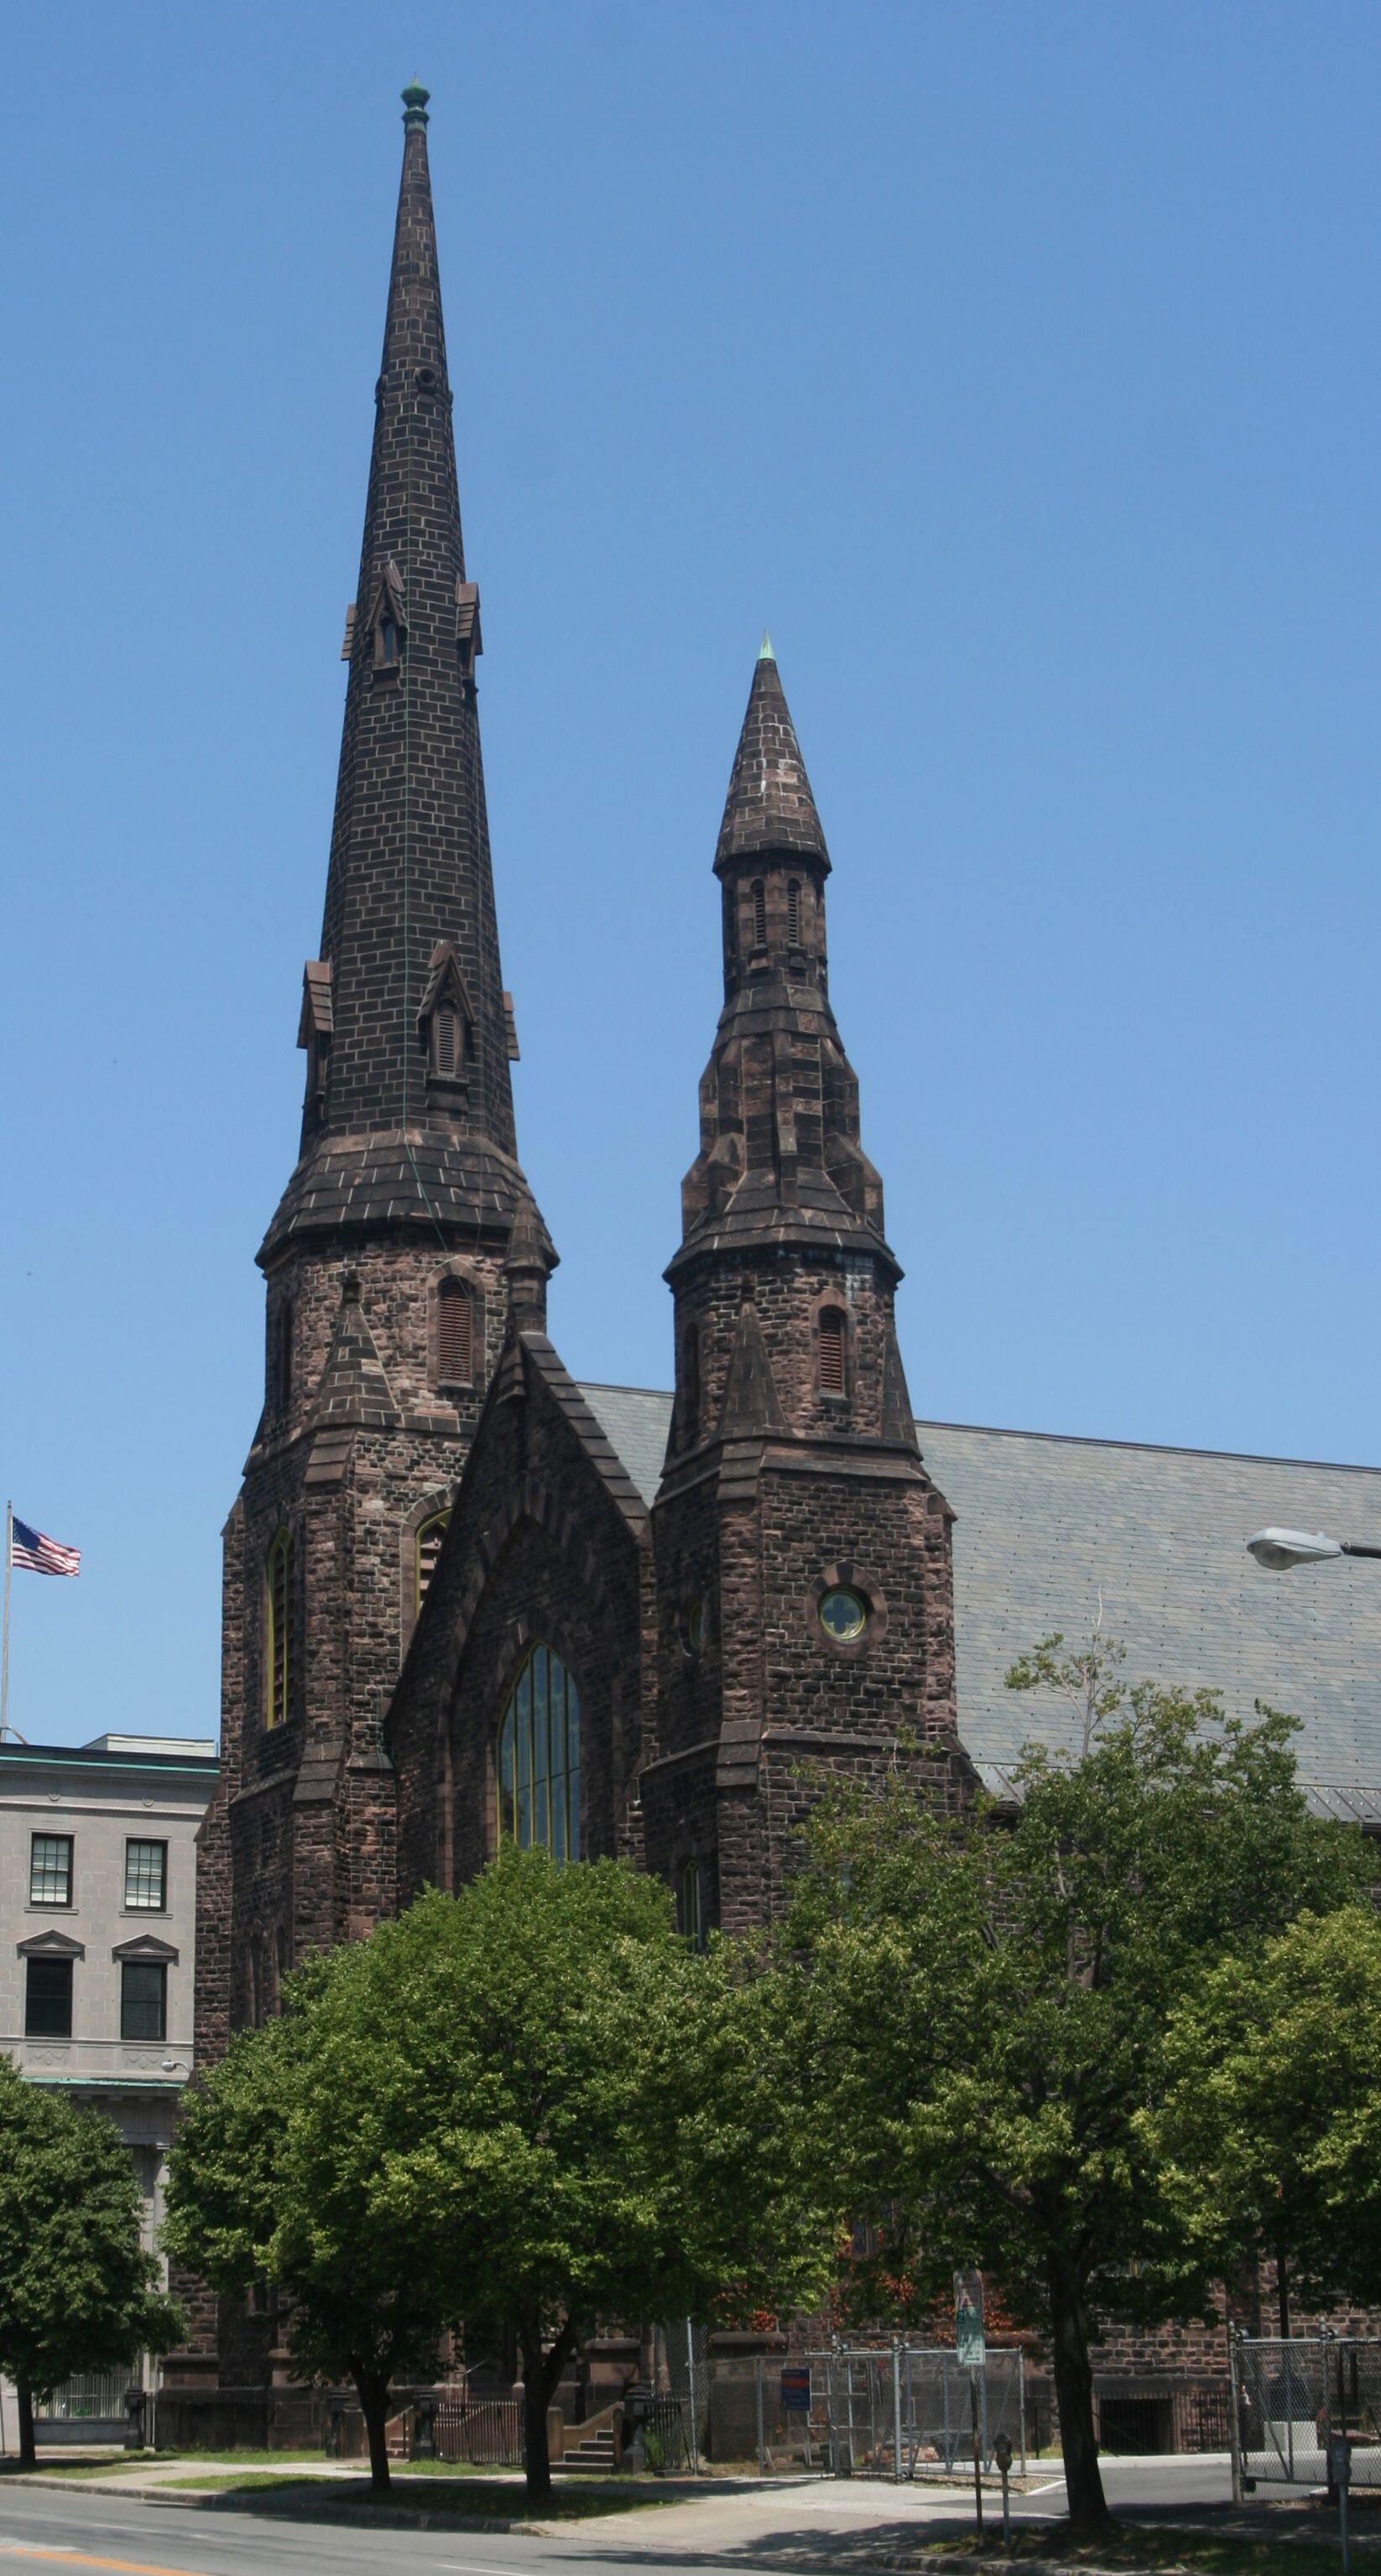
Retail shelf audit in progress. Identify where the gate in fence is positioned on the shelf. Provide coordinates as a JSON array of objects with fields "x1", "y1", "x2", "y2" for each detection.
[
  {"x1": 1231, "y1": 2334, "x2": 1381, "y2": 2498},
  {"x1": 655, "y1": 2319, "x2": 709, "y2": 2471},
  {"x1": 755, "y1": 2344, "x2": 1026, "y2": 2481},
  {"x1": 432, "y1": 2395, "x2": 524, "y2": 2467}
]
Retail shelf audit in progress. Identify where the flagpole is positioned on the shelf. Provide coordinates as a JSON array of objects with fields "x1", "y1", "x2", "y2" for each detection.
[{"x1": 1, "y1": 1502, "x2": 12, "y2": 1743}]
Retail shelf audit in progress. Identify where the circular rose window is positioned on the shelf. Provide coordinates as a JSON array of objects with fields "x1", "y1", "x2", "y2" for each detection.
[{"x1": 819, "y1": 1586, "x2": 868, "y2": 1644}]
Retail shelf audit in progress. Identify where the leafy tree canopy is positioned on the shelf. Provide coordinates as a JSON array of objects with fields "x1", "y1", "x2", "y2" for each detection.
[
  {"x1": 1150, "y1": 1902, "x2": 1381, "y2": 2320},
  {"x1": 168, "y1": 1850, "x2": 840, "y2": 2497},
  {"x1": 0, "y1": 2059, "x2": 180, "y2": 2464},
  {"x1": 786, "y1": 1631, "x2": 1366, "y2": 2532}
]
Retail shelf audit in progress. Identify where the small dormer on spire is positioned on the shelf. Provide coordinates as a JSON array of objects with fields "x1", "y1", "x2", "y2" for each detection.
[
  {"x1": 297, "y1": 960, "x2": 334, "y2": 1128},
  {"x1": 363, "y1": 557, "x2": 408, "y2": 681},
  {"x1": 417, "y1": 941, "x2": 475, "y2": 1099}
]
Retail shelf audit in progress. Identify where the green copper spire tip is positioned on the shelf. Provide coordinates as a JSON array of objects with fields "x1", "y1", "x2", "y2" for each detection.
[
  {"x1": 758, "y1": 628, "x2": 775, "y2": 663},
  {"x1": 401, "y1": 77, "x2": 430, "y2": 126}
]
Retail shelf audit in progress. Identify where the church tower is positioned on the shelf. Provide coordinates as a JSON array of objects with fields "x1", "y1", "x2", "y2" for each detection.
[
  {"x1": 195, "y1": 86, "x2": 551, "y2": 2066},
  {"x1": 648, "y1": 642, "x2": 964, "y2": 1933}
]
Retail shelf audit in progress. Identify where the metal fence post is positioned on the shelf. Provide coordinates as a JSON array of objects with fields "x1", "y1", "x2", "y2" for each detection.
[
  {"x1": 1019, "y1": 2348, "x2": 1027, "y2": 2475},
  {"x1": 756, "y1": 2360, "x2": 766, "y2": 2478},
  {"x1": 1228, "y1": 2331, "x2": 1243, "y2": 2508},
  {"x1": 892, "y1": 2339, "x2": 903, "y2": 2485},
  {"x1": 685, "y1": 2320, "x2": 701, "y2": 2475}
]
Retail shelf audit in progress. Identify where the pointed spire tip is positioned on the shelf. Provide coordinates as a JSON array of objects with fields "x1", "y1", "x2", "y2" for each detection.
[
  {"x1": 758, "y1": 628, "x2": 775, "y2": 664},
  {"x1": 401, "y1": 77, "x2": 430, "y2": 127}
]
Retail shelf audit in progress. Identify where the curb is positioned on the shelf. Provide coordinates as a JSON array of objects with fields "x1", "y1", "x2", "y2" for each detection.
[{"x1": 17, "y1": 2475, "x2": 550, "y2": 2531}]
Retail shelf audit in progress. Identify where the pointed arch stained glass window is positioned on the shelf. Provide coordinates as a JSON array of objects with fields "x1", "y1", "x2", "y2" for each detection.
[{"x1": 496, "y1": 1645, "x2": 581, "y2": 1862}]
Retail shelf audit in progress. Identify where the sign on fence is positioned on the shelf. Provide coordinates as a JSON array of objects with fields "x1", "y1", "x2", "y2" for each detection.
[
  {"x1": 780, "y1": 2366, "x2": 811, "y2": 2414},
  {"x1": 955, "y1": 2271, "x2": 986, "y2": 2371}
]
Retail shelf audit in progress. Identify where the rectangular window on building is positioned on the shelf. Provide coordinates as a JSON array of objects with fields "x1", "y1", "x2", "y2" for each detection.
[
  {"x1": 25, "y1": 1956, "x2": 73, "y2": 2037},
  {"x1": 124, "y1": 1840, "x2": 167, "y2": 1911},
  {"x1": 29, "y1": 1834, "x2": 73, "y2": 1907},
  {"x1": 120, "y1": 1962, "x2": 166, "y2": 2044}
]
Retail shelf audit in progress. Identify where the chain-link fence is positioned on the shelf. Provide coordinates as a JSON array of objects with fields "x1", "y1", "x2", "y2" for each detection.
[
  {"x1": 753, "y1": 2345, "x2": 1025, "y2": 2480},
  {"x1": 1232, "y1": 2336, "x2": 1381, "y2": 2496}
]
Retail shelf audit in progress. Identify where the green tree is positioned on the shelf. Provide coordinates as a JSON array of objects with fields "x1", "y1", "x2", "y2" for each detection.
[
  {"x1": 1149, "y1": 1904, "x2": 1381, "y2": 2327},
  {"x1": 0, "y1": 2060, "x2": 180, "y2": 2465},
  {"x1": 164, "y1": 1965, "x2": 454, "y2": 2493},
  {"x1": 788, "y1": 1633, "x2": 1364, "y2": 2535},
  {"x1": 167, "y1": 1851, "x2": 838, "y2": 2501}
]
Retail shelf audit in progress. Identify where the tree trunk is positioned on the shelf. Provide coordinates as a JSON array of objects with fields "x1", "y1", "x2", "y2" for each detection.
[
  {"x1": 519, "y1": 2317, "x2": 553, "y2": 2507},
  {"x1": 1046, "y1": 2258, "x2": 1108, "y2": 2534},
  {"x1": 351, "y1": 2364, "x2": 392, "y2": 2495},
  {"x1": 16, "y1": 2381, "x2": 34, "y2": 2472}
]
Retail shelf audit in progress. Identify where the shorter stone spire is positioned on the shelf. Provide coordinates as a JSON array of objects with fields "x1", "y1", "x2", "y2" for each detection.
[{"x1": 714, "y1": 647, "x2": 830, "y2": 872}]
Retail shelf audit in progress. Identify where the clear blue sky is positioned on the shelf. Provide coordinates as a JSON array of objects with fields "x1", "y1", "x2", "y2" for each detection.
[{"x1": 3, "y1": 1, "x2": 1379, "y2": 1743}]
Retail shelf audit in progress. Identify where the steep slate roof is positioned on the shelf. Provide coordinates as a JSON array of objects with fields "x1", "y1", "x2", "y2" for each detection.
[{"x1": 576, "y1": 1383, "x2": 1381, "y2": 1794}]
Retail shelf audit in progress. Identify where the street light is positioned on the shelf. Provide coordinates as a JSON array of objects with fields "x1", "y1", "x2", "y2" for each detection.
[{"x1": 1246, "y1": 1527, "x2": 1381, "y2": 1573}]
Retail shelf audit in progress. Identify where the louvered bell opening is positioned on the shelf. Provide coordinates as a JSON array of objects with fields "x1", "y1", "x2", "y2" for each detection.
[
  {"x1": 819, "y1": 1309, "x2": 847, "y2": 1395},
  {"x1": 438, "y1": 1281, "x2": 473, "y2": 1385}
]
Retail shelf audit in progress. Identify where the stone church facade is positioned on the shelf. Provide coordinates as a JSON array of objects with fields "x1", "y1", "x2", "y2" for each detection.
[{"x1": 180, "y1": 90, "x2": 1381, "y2": 2439}]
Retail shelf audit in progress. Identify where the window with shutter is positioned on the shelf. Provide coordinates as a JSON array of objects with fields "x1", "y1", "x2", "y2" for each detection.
[
  {"x1": 819, "y1": 1307, "x2": 847, "y2": 1396},
  {"x1": 438, "y1": 1279, "x2": 473, "y2": 1385},
  {"x1": 788, "y1": 880, "x2": 801, "y2": 946},
  {"x1": 752, "y1": 880, "x2": 767, "y2": 950}
]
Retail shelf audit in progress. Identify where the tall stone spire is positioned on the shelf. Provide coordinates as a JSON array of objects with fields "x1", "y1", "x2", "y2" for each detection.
[
  {"x1": 263, "y1": 80, "x2": 541, "y2": 1260},
  {"x1": 671, "y1": 642, "x2": 889, "y2": 1278}
]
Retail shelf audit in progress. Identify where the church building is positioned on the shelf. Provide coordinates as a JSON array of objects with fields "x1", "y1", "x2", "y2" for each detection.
[{"x1": 185, "y1": 90, "x2": 1381, "y2": 2438}]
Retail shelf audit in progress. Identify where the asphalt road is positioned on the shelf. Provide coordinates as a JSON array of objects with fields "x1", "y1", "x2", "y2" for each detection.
[{"x1": 0, "y1": 2453, "x2": 1238, "y2": 2576}]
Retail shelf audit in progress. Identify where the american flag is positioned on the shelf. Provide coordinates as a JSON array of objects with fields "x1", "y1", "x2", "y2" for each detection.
[{"x1": 9, "y1": 1517, "x2": 81, "y2": 1579}]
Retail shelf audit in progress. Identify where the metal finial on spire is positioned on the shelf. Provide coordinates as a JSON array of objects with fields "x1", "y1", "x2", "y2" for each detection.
[
  {"x1": 758, "y1": 629, "x2": 776, "y2": 663},
  {"x1": 402, "y1": 78, "x2": 430, "y2": 127}
]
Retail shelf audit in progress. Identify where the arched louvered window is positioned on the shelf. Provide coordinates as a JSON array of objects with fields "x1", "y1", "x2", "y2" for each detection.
[
  {"x1": 379, "y1": 617, "x2": 399, "y2": 666},
  {"x1": 752, "y1": 880, "x2": 767, "y2": 950},
  {"x1": 676, "y1": 1858, "x2": 705, "y2": 1949},
  {"x1": 264, "y1": 1529, "x2": 294, "y2": 1730},
  {"x1": 787, "y1": 880, "x2": 801, "y2": 947},
  {"x1": 818, "y1": 1306, "x2": 847, "y2": 1397},
  {"x1": 433, "y1": 1004, "x2": 461, "y2": 1078},
  {"x1": 438, "y1": 1278, "x2": 474, "y2": 1386},
  {"x1": 497, "y1": 1644, "x2": 581, "y2": 1862},
  {"x1": 416, "y1": 1509, "x2": 450, "y2": 1614}
]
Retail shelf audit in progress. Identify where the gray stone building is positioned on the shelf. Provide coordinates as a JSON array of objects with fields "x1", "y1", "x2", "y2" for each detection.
[{"x1": 0, "y1": 1731, "x2": 216, "y2": 2433}]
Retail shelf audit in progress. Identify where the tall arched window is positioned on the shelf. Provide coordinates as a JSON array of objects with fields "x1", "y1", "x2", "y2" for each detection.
[
  {"x1": 818, "y1": 1305, "x2": 847, "y2": 1397},
  {"x1": 438, "y1": 1278, "x2": 474, "y2": 1386},
  {"x1": 264, "y1": 1529, "x2": 293, "y2": 1730},
  {"x1": 787, "y1": 880, "x2": 801, "y2": 948},
  {"x1": 676, "y1": 1858, "x2": 705, "y2": 1949},
  {"x1": 276, "y1": 1300, "x2": 294, "y2": 1410},
  {"x1": 752, "y1": 879, "x2": 767, "y2": 950},
  {"x1": 496, "y1": 1645, "x2": 581, "y2": 1862},
  {"x1": 416, "y1": 1508, "x2": 450, "y2": 1614}
]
